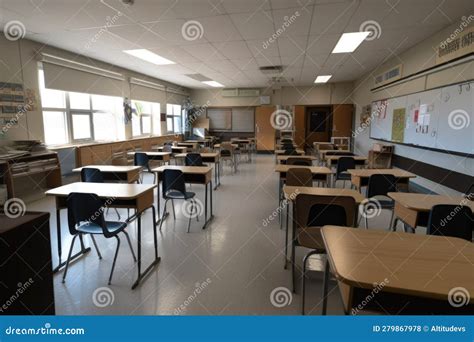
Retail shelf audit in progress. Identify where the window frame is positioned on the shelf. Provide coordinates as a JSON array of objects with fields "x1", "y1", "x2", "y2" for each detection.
[
  {"x1": 131, "y1": 100, "x2": 161, "y2": 137},
  {"x1": 166, "y1": 103, "x2": 183, "y2": 134}
]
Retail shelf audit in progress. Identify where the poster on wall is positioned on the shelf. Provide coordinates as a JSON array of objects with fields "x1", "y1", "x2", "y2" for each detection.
[
  {"x1": 0, "y1": 82, "x2": 25, "y2": 114},
  {"x1": 391, "y1": 108, "x2": 406, "y2": 142}
]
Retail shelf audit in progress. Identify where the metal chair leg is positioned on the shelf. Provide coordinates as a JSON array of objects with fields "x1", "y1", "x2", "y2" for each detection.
[
  {"x1": 388, "y1": 209, "x2": 395, "y2": 231},
  {"x1": 171, "y1": 199, "x2": 176, "y2": 220},
  {"x1": 284, "y1": 205, "x2": 289, "y2": 269},
  {"x1": 90, "y1": 234, "x2": 102, "y2": 259},
  {"x1": 187, "y1": 199, "x2": 194, "y2": 233},
  {"x1": 123, "y1": 231, "x2": 137, "y2": 262},
  {"x1": 302, "y1": 254, "x2": 308, "y2": 315},
  {"x1": 365, "y1": 214, "x2": 369, "y2": 229},
  {"x1": 108, "y1": 236, "x2": 121, "y2": 285},
  {"x1": 62, "y1": 234, "x2": 79, "y2": 283},
  {"x1": 159, "y1": 199, "x2": 169, "y2": 231},
  {"x1": 291, "y1": 240, "x2": 296, "y2": 293},
  {"x1": 114, "y1": 208, "x2": 121, "y2": 220}
]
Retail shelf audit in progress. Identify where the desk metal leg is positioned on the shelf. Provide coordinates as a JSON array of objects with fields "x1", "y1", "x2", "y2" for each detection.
[
  {"x1": 284, "y1": 203, "x2": 290, "y2": 269},
  {"x1": 203, "y1": 181, "x2": 214, "y2": 229},
  {"x1": 213, "y1": 161, "x2": 221, "y2": 190},
  {"x1": 322, "y1": 259, "x2": 330, "y2": 315}
]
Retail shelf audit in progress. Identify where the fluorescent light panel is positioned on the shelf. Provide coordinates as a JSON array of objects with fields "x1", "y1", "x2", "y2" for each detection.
[
  {"x1": 202, "y1": 81, "x2": 224, "y2": 87},
  {"x1": 314, "y1": 75, "x2": 332, "y2": 83},
  {"x1": 332, "y1": 32, "x2": 370, "y2": 53},
  {"x1": 124, "y1": 49, "x2": 175, "y2": 65}
]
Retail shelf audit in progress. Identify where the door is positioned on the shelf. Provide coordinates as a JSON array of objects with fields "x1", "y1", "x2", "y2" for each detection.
[
  {"x1": 332, "y1": 104, "x2": 354, "y2": 138},
  {"x1": 294, "y1": 105, "x2": 305, "y2": 148},
  {"x1": 305, "y1": 106, "x2": 332, "y2": 146},
  {"x1": 255, "y1": 106, "x2": 276, "y2": 151}
]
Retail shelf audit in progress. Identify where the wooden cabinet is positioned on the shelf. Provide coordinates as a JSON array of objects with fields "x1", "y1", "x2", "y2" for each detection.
[
  {"x1": 255, "y1": 106, "x2": 276, "y2": 151},
  {"x1": 294, "y1": 105, "x2": 305, "y2": 148}
]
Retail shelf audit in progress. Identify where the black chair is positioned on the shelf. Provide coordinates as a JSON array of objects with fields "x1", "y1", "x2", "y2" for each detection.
[
  {"x1": 81, "y1": 168, "x2": 121, "y2": 220},
  {"x1": 426, "y1": 204, "x2": 473, "y2": 241},
  {"x1": 158, "y1": 169, "x2": 199, "y2": 233},
  {"x1": 134, "y1": 152, "x2": 156, "y2": 184},
  {"x1": 185, "y1": 153, "x2": 207, "y2": 167},
  {"x1": 325, "y1": 151, "x2": 354, "y2": 156},
  {"x1": 333, "y1": 157, "x2": 355, "y2": 188},
  {"x1": 63, "y1": 193, "x2": 136, "y2": 284},
  {"x1": 286, "y1": 157, "x2": 312, "y2": 166},
  {"x1": 360, "y1": 174, "x2": 397, "y2": 229},
  {"x1": 283, "y1": 149, "x2": 298, "y2": 155}
]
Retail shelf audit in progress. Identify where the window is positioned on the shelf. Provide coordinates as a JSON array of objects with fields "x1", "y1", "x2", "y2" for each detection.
[
  {"x1": 166, "y1": 103, "x2": 182, "y2": 134},
  {"x1": 38, "y1": 68, "x2": 125, "y2": 145},
  {"x1": 131, "y1": 100, "x2": 161, "y2": 137}
]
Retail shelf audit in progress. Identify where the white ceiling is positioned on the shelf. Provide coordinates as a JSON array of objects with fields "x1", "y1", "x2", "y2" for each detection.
[{"x1": 0, "y1": 0, "x2": 472, "y2": 89}]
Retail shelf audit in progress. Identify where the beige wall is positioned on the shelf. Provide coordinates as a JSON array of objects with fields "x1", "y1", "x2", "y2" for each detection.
[
  {"x1": 352, "y1": 21, "x2": 474, "y2": 196},
  {"x1": 0, "y1": 36, "x2": 189, "y2": 143}
]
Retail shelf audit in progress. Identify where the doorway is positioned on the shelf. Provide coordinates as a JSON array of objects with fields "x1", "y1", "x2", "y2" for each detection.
[{"x1": 305, "y1": 106, "x2": 332, "y2": 146}]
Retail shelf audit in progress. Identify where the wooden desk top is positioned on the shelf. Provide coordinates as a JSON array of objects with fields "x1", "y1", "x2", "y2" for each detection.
[
  {"x1": 152, "y1": 165, "x2": 213, "y2": 174},
  {"x1": 325, "y1": 155, "x2": 367, "y2": 161},
  {"x1": 388, "y1": 192, "x2": 474, "y2": 212},
  {"x1": 174, "y1": 152, "x2": 219, "y2": 158},
  {"x1": 277, "y1": 155, "x2": 316, "y2": 161},
  {"x1": 45, "y1": 182, "x2": 156, "y2": 199},
  {"x1": 156, "y1": 146, "x2": 187, "y2": 151},
  {"x1": 283, "y1": 186, "x2": 365, "y2": 203},
  {"x1": 274, "y1": 165, "x2": 332, "y2": 174},
  {"x1": 214, "y1": 144, "x2": 238, "y2": 148},
  {"x1": 127, "y1": 151, "x2": 171, "y2": 157},
  {"x1": 275, "y1": 149, "x2": 305, "y2": 155},
  {"x1": 321, "y1": 226, "x2": 474, "y2": 302},
  {"x1": 72, "y1": 165, "x2": 142, "y2": 173},
  {"x1": 348, "y1": 168, "x2": 416, "y2": 178},
  {"x1": 320, "y1": 150, "x2": 351, "y2": 156}
]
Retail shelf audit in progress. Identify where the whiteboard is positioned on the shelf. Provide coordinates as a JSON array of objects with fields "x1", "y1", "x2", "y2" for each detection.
[
  {"x1": 370, "y1": 81, "x2": 473, "y2": 155},
  {"x1": 231, "y1": 108, "x2": 255, "y2": 132}
]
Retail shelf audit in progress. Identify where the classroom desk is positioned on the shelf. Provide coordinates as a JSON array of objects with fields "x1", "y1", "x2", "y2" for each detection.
[
  {"x1": 127, "y1": 151, "x2": 171, "y2": 164},
  {"x1": 72, "y1": 165, "x2": 142, "y2": 183},
  {"x1": 277, "y1": 155, "x2": 316, "y2": 164},
  {"x1": 275, "y1": 149, "x2": 305, "y2": 156},
  {"x1": 348, "y1": 168, "x2": 416, "y2": 191},
  {"x1": 156, "y1": 146, "x2": 187, "y2": 154},
  {"x1": 325, "y1": 155, "x2": 367, "y2": 167},
  {"x1": 152, "y1": 165, "x2": 214, "y2": 229},
  {"x1": 282, "y1": 186, "x2": 365, "y2": 269},
  {"x1": 214, "y1": 143, "x2": 238, "y2": 149},
  {"x1": 185, "y1": 139, "x2": 212, "y2": 147},
  {"x1": 45, "y1": 182, "x2": 158, "y2": 290},
  {"x1": 388, "y1": 192, "x2": 474, "y2": 231},
  {"x1": 177, "y1": 142, "x2": 198, "y2": 151},
  {"x1": 321, "y1": 226, "x2": 474, "y2": 314},
  {"x1": 214, "y1": 144, "x2": 240, "y2": 171},
  {"x1": 231, "y1": 139, "x2": 252, "y2": 162},
  {"x1": 318, "y1": 149, "x2": 351, "y2": 162},
  {"x1": 174, "y1": 152, "x2": 221, "y2": 189}
]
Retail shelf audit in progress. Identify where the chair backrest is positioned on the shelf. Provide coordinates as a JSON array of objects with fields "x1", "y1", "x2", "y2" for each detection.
[
  {"x1": 336, "y1": 157, "x2": 355, "y2": 175},
  {"x1": 427, "y1": 204, "x2": 473, "y2": 241},
  {"x1": 281, "y1": 138, "x2": 293, "y2": 144},
  {"x1": 286, "y1": 168, "x2": 312, "y2": 187},
  {"x1": 367, "y1": 174, "x2": 397, "y2": 198},
  {"x1": 162, "y1": 169, "x2": 187, "y2": 198},
  {"x1": 295, "y1": 194, "x2": 356, "y2": 230},
  {"x1": 67, "y1": 192, "x2": 113, "y2": 237},
  {"x1": 81, "y1": 168, "x2": 104, "y2": 183},
  {"x1": 325, "y1": 151, "x2": 354, "y2": 156},
  {"x1": 220, "y1": 149, "x2": 232, "y2": 157},
  {"x1": 164, "y1": 141, "x2": 173, "y2": 146},
  {"x1": 185, "y1": 153, "x2": 204, "y2": 166},
  {"x1": 221, "y1": 142, "x2": 233, "y2": 149},
  {"x1": 134, "y1": 152, "x2": 151, "y2": 171},
  {"x1": 286, "y1": 157, "x2": 312, "y2": 166},
  {"x1": 283, "y1": 149, "x2": 298, "y2": 155}
]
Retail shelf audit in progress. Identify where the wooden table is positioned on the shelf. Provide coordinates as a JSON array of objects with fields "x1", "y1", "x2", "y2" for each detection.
[
  {"x1": 388, "y1": 192, "x2": 474, "y2": 231},
  {"x1": 318, "y1": 149, "x2": 351, "y2": 162},
  {"x1": 152, "y1": 165, "x2": 214, "y2": 229},
  {"x1": 325, "y1": 155, "x2": 367, "y2": 167},
  {"x1": 231, "y1": 139, "x2": 252, "y2": 162},
  {"x1": 348, "y1": 168, "x2": 416, "y2": 191},
  {"x1": 156, "y1": 146, "x2": 187, "y2": 154},
  {"x1": 127, "y1": 151, "x2": 171, "y2": 164},
  {"x1": 177, "y1": 142, "x2": 198, "y2": 151},
  {"x1": 72, "y1": 165, "x2": 142, "y2": 183},
  {"x1": 275, "y1": 149, "x2": 305, "y2": 156},
  {"x1": 45, "y1": 182, "x2": 159, "y2": 289},
  {"x1": 277, "y1": 155, "x2": 316, "y2": 164},
  {"x1": 321, "y1": 226, "x2": 474, "y2": 314},
  {"x1": 174, "y1": 152, "x2": 221, "y2": 189},
  {"x1": 214, "y1": 143, "x2": 238, "y2": 149}
]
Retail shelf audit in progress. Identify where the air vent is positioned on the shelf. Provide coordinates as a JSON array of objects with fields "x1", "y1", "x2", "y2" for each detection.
[
  {"x1": 259, "y1": 65, "x2": 283, "y2": 74},
  {"x1": 374, "y1": 64, "x2": 402, "y2": 86},
  {"x1": 222, "y1": 88, "x2": 260, "y2": 97}
]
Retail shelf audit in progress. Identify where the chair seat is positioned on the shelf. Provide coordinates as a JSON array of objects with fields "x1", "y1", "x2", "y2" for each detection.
[
  {"x1": 369, "y1": 196, "x2": 394, "y2": 209},
  {"x1": 77, "y1": 221, "x2": 126, "y2": 234},
  {"x1": 165, "y1": 190, "x2": 195, "y2": 200},
  {"x1": 297, "y1": 227, "x2": 325, "y2": 251}
]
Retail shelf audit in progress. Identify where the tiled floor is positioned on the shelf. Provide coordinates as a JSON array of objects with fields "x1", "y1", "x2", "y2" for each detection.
[{"x1": 28, "y1": 154, "x2": 422, "y2": 315}]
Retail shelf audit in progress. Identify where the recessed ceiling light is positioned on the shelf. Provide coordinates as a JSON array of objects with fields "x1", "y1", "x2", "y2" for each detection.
[
  {"x1": 202, "y1": 81, "x2": 224, "y2": 87},
  {"x1": 123, "y1": 49, "x2": 175, "y2": 65},
  {"x1": 314, "y1": 75, "x2": 332, "y2": 83},
  {"x1": 332, "y1": 32, "x2": 370, "y2": 53}
]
